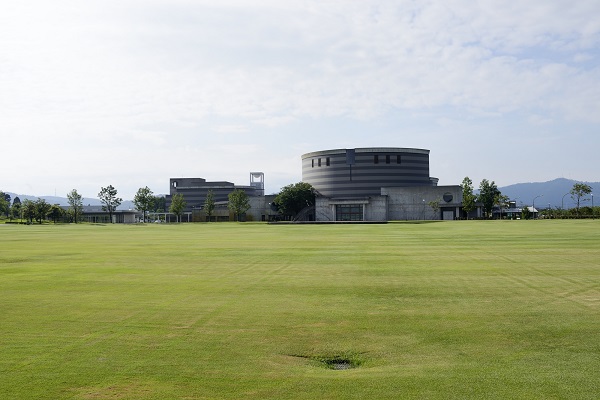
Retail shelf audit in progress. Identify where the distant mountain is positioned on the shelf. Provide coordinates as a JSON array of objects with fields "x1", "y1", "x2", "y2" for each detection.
[
  {"x1": 499, "y1": 178, "x2": 597, "y2": 209},
  {"x1": 5, "y1": 192, "x2": 136, "y2": 210}
]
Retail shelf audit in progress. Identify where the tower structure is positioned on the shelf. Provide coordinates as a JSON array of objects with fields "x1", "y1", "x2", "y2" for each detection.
[{"x1": 250, "y1": 172, "x2": 265, "y2": 196}]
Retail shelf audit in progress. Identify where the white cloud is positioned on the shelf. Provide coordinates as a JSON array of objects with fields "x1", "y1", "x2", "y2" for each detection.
[
  {"x1": 1, "y1": 0, "x2": 599, "y2": 197},
  {"x1": 214, "y1": 125, "x2": 249, "y2": 134}
]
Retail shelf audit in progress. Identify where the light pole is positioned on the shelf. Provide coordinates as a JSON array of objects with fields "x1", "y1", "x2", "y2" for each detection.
[
  {"x1": 533, "y1": 195, "x2": 543, "y2": 219},
  {"x1": 561, "y1": 192, "x2": 570, "y2": 210}
]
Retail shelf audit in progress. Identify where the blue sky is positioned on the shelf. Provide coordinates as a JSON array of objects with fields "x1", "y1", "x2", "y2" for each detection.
[{"x1": 2, "y1": 0, "x2": 599, "y2": 199}]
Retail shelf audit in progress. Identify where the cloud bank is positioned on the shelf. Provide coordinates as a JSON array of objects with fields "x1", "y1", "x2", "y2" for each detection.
[{"x1": 1, "y1": 1, "x2": 599, "y2": 198}]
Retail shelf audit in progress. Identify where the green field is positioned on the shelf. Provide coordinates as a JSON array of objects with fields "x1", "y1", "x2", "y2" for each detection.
[{"x1": 1, "y1": 221, "x2": 599, "y2": 399}]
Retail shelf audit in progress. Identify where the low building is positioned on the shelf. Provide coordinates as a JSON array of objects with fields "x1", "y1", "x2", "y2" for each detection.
[
  {"x1": 165, "y1": 173, "x2": 279, "y2": 222},
  {"x1": 191, "y1": 195, "x2": 279, "y2": 222},
  {"x1": 61, "y1": 205, "x2": 141, "y2": 223},
  {"x1": 165, "y1": 176, "x2": 263, "y2": 213}
]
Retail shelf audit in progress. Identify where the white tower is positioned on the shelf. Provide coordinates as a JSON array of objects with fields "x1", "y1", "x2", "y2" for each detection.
[{"x1": 250, "y1": 172, "x2": 265, "y2": 196}]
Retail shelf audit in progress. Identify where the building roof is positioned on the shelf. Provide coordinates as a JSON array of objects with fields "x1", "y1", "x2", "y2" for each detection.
[{"x1": 301, "y1": 147, "x2": 430, "y2": 159}]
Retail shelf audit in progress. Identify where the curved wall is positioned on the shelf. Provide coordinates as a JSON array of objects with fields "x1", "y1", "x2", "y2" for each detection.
[{"x1": 301, "y1": 147, "x2": 433, "y2": 198}]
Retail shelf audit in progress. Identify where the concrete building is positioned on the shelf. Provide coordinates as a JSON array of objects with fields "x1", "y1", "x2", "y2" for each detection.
[
  {"x1": 163, "y1": 147, "x2": 468, "y2": 222},
  {"x1": 165, "y1": 173, "x2": 279, "y2": 222},
  {"x1": 192, "y1": 195, "x2": 279, "y2": 222},
  {"x1": 165, "y1": 173, "x2": 264, "y2": 213},
  {"x1": 302, "y1": 147, "x2": 463, "y2": 221}
]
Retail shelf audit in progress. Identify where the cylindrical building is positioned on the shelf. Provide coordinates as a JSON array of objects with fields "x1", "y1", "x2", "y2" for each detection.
[{"x1": 301, "y1": 147, "x2": 436, "y2": 198}]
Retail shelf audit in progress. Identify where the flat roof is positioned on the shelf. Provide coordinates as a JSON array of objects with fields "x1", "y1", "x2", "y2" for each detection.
[{"x1": 301, "y1": 147, "x2": 430, "y2": 159}]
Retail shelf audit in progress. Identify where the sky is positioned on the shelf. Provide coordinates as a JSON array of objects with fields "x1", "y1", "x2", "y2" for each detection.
[{"x1": 1, "y1": 0, "x2": 599, "y2": 200}]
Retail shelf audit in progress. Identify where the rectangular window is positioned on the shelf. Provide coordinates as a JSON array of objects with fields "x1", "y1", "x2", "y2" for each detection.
[
  {"x1": 318, "y1": 158, "x2": 322, "y2": 167},
  {"x1": 326, "y1": 157, "x2": 330, "y2": 166},
  {"x1": 312, "y1": 159, "x2": 314, "y2": 168},
  {"x1": 397, "y1": 155, "x2": 401, "y2": 164},
  {"x1": 386, "y1": 155, "x2": 390, "y2": 164},
  {"x1": 374, "y1": 155, "x2": 379, "y2": 164},
  {"x1": 336, "y1": 204, "x2": 364, "y2": 221}
]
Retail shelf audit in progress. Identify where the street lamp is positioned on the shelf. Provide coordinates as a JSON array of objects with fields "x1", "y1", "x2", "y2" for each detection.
[
  {"x1": 561, "y1": 192, "x2": 570, "y2": 210},
  {"x1": 533, "y1": 195, "x2": 543, "y2": 219}
]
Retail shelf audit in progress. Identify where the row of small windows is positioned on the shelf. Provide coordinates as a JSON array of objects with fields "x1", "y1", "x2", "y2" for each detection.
[
  {"x1": 312, "y1": 157, "x2": 330, "y2": 167},
  {"x1": 311, "y1": 155, "x2": 402, "y2": 167},
  {"x1": 374, "y1": 155, "x2": 402, "y2": 164}
]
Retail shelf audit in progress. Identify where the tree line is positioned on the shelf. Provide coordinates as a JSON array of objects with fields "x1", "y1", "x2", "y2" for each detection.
[
  {"x1": 1, "y1": 180, "x2": 595, "y2": 224},
  {"x1": 0, "y1": 186, "x2": 167, "y2": 224},
  {"x1": 461, "y1": 178, "x2": 595, "y2": 219}
]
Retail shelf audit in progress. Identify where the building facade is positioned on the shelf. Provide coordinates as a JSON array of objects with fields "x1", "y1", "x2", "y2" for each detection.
[
  {"x1": 302, "y1": 147, "x2": 462, "y2": 221},
  {"x1": 302, "y1": 147, "x2": 437, "y2": 198},
  {"x1": 165, "y1": 173, "x2": 280, "y2": 221},
  {"x1": 165, "y1": 174, "x2": 264, "y2": 213},
  {"x1": 163, "y1": 147, "x2": 467, "y2": 222}
]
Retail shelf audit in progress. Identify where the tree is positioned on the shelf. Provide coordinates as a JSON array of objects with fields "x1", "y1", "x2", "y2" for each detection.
[
  {"x1": 0, "y1": 196, "x2": 7, "y2": 219},
  {"x1": 98, "y1": 185, "x2": 122, "y2": 223},
  {"x1": 22, "y1": 199, "x2": 36, "y2": 224},
  {"x1": 133, "y1": 186, "x2": 154, "y2": 223},
  {"x1": 494, "y1": 194, "x2": 510, "y2": 219},
  {"x1": 228, "y1": 189, "x2": 251, "y2": 222},
  {"x1": 150, "y1": 195, "x2": 166, "y2": 222},
  {"x1": 0, "y1": 191, "x2": 10, "y2": 218},
  {"x1": 67, "y1": 189, "x2": 84, "y2": 223},
  {"x1": 22, "y1": 199, "x2": 35, "y2": 224},
  {"x1": 570, "y1": 183, "x2": 592, "y2": 216},
  {"x1": 461, "y1": 177, "x2": 476, "y2": 219},
  {"x1": 34, "y1": 198, "x2": 51, "y2": 224},
  {"x1": 428, "y1": 200, "x2": 440, "y2": 219},
  {"x1": 274, "y1": 182, "x2": 317, "y2": 218},
  {"x1": 10, "y1": 201, "x2": 22, "y2": 221},
  {"x1": 11, "y1": 197, "x2": 21, "y2": 221},
  {"x1": 49, "y1": 204, "x2": 64, "y2": 224},
  {"x1": 169, "y1": 193, "x2": 187, "y2": 222},
  {"x1": 521, "y1": 205, "x2": 531, "y2": 220},
  {"x1": 478, "y1": 179, "x2": 501, "y2": 218},
  {"x1": 204, "y1": 189, "x2": 215, "y2": 222},
  {"x1": 153, "y1": 195, "x2": 166, "y2": 213}
]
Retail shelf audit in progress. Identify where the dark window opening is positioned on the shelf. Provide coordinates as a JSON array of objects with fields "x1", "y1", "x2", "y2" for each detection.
[
  {"x1": 312, "y1": 159, "x2": 314, "y2": 168},
  {"x1": 318, "y1": 158, "x2": 322, "y2": 167},
  {"x1": 336, "y1": 204, "x2": 364, "y2": 221},
  {"x1": 386, "y1": 155, "x2": 390, "y2": 164},
  {"x1": 397, "y1": 155, "x2": 401, "y2": 164},
  {"x1": 326, "y1": 157, "x2": 330, "y2": 166},
  {"x1": 374, "y1": 155, "x2": 379, "y2": 164}
]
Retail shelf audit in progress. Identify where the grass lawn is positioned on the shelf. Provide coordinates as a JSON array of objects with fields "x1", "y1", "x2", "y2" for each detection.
[{"x1": 1, "y1": 220, "x2": 599, "y2": 399}]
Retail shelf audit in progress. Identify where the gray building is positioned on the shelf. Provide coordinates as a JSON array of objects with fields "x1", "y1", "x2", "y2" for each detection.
[
  {"x1": 165, "y1": 174, "x2": 264, "y2": 213},
  {"x1": 60, "y1": 205, "x2": 140, "y2": 224},
  {"x1": 302, "y1": 147, "x2": 437, "y2": 198},
  {"x1": 302, "y1": 147, "x2": 464, "y2": 221},
  {"x1": 163, "y1": 147, "x2": 469, "y2": 222},
  {"x1": 165, "y1": 173, "x2": 280, "y2": 221}
]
